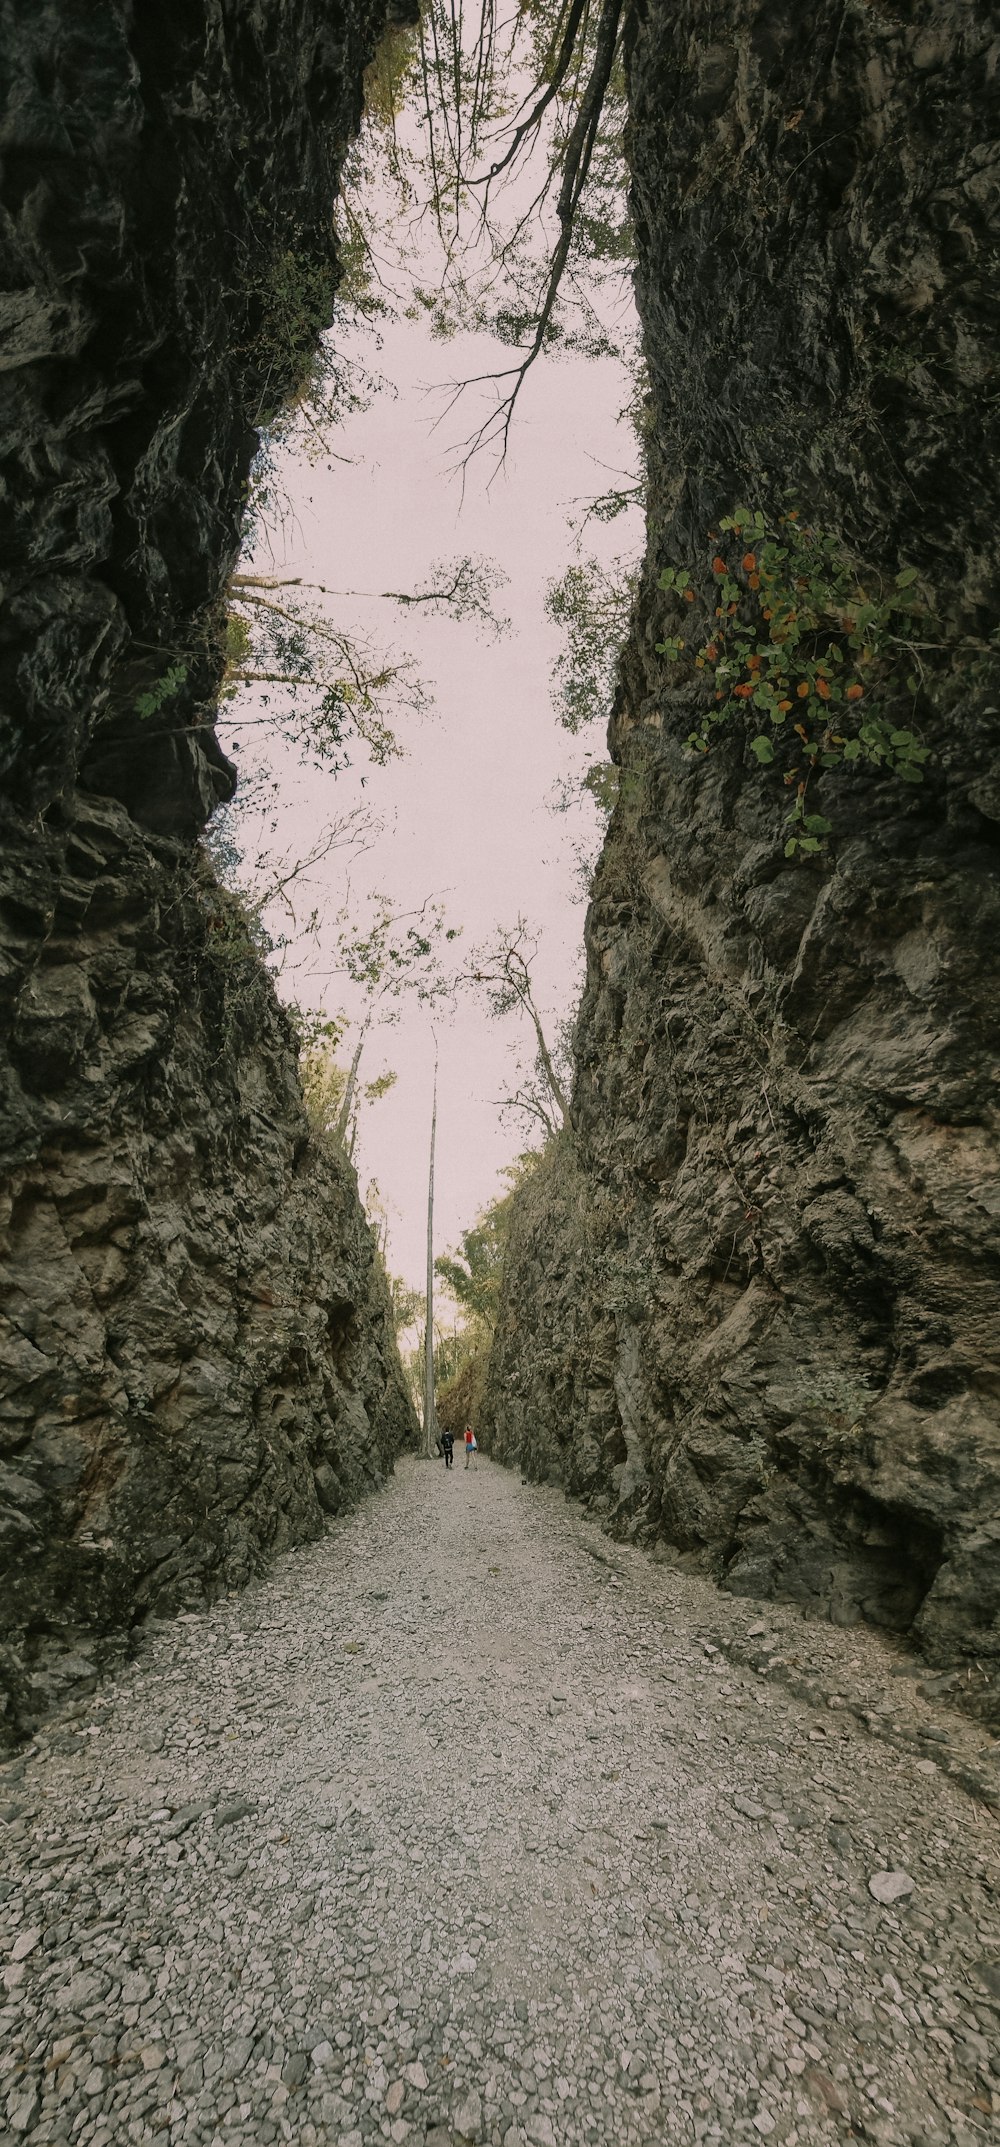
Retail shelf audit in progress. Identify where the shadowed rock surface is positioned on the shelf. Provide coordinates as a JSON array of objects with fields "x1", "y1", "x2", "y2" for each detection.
[
  {"x1": 0, "y1": 0, "x2": 417, "y2": 1741},
  {"x1": 481, "y1": 1, "x2": 1000, "y2": 1701}
]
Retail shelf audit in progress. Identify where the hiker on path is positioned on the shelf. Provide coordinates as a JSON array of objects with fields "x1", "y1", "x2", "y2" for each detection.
[
  {"x1": 441, "y1": 1428, "x2": 454, "y2": 1468},
  {"x1": 464, "y1": 1426, "x2": 478, "y2": 1469}
]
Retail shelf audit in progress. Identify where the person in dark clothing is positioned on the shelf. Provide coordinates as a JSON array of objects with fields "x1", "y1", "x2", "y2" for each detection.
[{"x1": 441, "y1": 1429, "x2": 454, "y2": 1468}]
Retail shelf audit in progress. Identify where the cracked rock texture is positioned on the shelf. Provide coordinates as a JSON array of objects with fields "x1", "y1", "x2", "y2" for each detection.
[
  {"x1": 481, "y1": 2, "x2": 1000, "y2": 1699},
  {"x1": 0, "y1": 0, "x2": 417, "y2": 1741}
]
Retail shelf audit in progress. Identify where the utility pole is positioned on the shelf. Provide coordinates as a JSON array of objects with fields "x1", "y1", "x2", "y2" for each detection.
[{"x1": 423, "y1": 1037, "x2": 439, "y2": 1457}]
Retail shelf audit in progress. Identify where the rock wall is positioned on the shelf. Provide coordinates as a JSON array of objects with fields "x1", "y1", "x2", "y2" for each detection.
[
  {"x1": 1, "y1": 0, "x2": 405, "y2": 824},
  {"x1": 481, "y1": 0, "x2": 1000, "y2": 1696},
  {"x1": 0, "y1": 0, "x2": 418, "y2": 1741}
]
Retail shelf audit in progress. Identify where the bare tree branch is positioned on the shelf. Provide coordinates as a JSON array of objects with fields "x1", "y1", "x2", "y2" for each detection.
[
  {"x1": 462, "y1": 918, "x2": 571, "y2": 1124},
  {"x1": 443, "y1": 0, "x2": 626, "y2": 474}
]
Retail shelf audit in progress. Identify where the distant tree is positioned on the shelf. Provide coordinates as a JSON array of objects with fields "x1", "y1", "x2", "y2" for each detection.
[
  {"x1": 222, "y1": 555, "x2": 509, "y2": 776},
  {"x1": 293, "y1": 1010, "x2": 399, "y2": 1160},
  {"x1": 403, "y1": 1315, "x2": 475, "y2": 1420},
  {"x1": 463, "y1": 919, "x2": 570, "y2": 1130},
  {"x1": 545, "y1": 553, "x2": 638, "y2": 735},
  {"x1": 432, "y1": 1151, "x2": 547, "y2": 1429},
  {"x1": 435, "y1": 1151, "x2": 545, "y2": 1333},
  {"x1": 387, "y1": 1272, "x2": 425, "y2": 1335},
  {"x1": 435, "y1": 1348, "x2": 487, "y2": 1437},
  {"x1": 309, "y1": 896, "x2": 460, "y2": 1142}
]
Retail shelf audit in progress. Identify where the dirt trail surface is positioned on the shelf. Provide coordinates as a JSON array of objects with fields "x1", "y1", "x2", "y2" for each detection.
[{"x1": 2, "y1": 1460, "x2": 999, "y2": 2147}]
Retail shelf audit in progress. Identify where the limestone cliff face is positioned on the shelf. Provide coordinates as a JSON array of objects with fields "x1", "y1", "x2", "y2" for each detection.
[
  {"x1": 0, "y1": 1, "x2": 417, "y2": 1741},
  {"x1": 2, "y1": 0, "x2": 404, "y2": 827},
  {"x1": 482, "y1": 1, "x2": 1000, "y2": 1696}
]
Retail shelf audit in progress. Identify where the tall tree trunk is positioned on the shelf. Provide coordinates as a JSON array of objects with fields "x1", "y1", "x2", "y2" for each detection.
[
  {"x1": 525, "y1": 991, "x2": 570, "y2": 1124},
  {"x1": 423, "y1": 1039, "x2": 439, "y2": 1455},
  {"x1": 334, "y1": 1028, "x2": 366, "y2": 1144}
]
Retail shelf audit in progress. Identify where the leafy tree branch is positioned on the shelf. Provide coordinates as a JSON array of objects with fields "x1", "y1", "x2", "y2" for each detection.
[{"x1": 463, "y1": 919, "x2": 571, "y2": 1127}]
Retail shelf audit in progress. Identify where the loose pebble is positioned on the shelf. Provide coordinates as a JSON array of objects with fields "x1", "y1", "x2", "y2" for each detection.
[
  {"x1": 869, "y1": 1869, "x2": 916, "y2": 1904},
  {"x1": 0, "y1": 1458, "x2": 996, "y2": 2147}
]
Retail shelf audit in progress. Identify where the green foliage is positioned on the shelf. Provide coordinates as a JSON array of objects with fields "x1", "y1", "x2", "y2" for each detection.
[
  {"x1": 289, "y1": 1007, "x2": 346, "y2": 1054},
  {"x1": 545, "y1": 555, "x2": 638, "y2": 734},
  {"x1": 135, "y1": 663, "x2": 188, "y2": 720},
  {"x1": 363, "y1": 1069, "x2": 398, "y2": 1105},
  {"x1": 362, "y1": 23, "x2": 421, "y2": 131},
  {"x1": 389, "y1": 555, "x2": 511, "y2": 636},
  {"x1": 387, "y1": 1273, "x2": 424, "y2": 1334},
  {"x1": 297, "y1": 1018, "x2": 398, "y2": 1153},
  {"x1": 300, "y1": 1036, "x2": 350, "y2": 1140},
  {"x1": 403, "y1": 1319, "x2": 479, "y2": 1418},
  {"x1": 220, "y1": 616, "x2": 252, "y2": 697},
  {"x1": 435, "y1": 1344, "x2": 489, "y2": 1436},
  {"x1": 330, "y1": 897, "x2": 460, "y2": 1010},
  {"x1": 544, "y1": 551, "x2": 641, "y2": 853},
  {"x1": 657, "y1": 510, "x2": 931, "y2": 855},
  {"x1": 583, "y1": 484, "x2": 646, "y2": 526},
  {"x1": 221, "y1": 559, "x2": 507, "y2": 777},
  {"x1": 223, "y1": 577, "x2": 410, "y2": 775},
  {"x1": 431, "y1": 1149, "x2": 551, "y2": 1427},
  {"x1": 582, "y1": 761, "x2": 620, "y2": 815},
  {"x1": 250, "y1": 247, "x2": 341, "y2": 428},
  {"x1": 435, "y1": 1151, "x2": 545, "y2": 1335}
]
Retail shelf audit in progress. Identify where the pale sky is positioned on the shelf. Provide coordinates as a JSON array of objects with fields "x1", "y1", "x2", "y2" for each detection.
[{"x1": 218, "y1": 309, "x2": 641, "y2": 1293}]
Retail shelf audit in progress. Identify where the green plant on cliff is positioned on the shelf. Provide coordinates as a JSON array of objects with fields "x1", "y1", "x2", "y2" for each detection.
[
  {"x1": 544, "y1": 547, "x2": 642, "y2": 845},
  {"x1": 298, "y1": 1017, "x2": 398, "y2": 1161},
  {"x1": 658, "y1": 510, "x2": 931, "y2": 855},
  {"x1": 248, "y1": 246, "x2": 344, "y2": 430},
  {"x1": 198, "y1": 883, "x2": 282, "y2": 1051},
  {"x1": 432, "y1": 1151, "x2": 547, "y2": 1427},
  {"x1": 435, "y1": 1153, "x2": 542, "y2": 1333},
  {"x1": 581, "y1": 761, "x2": 621, "y2": 815},
  {"x1": 134, "y1": 662, "x2": 188, "y2": 720}
]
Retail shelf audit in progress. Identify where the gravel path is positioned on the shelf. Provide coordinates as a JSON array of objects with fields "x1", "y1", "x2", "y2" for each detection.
[{"x1": 2, "y1": 1457, "x2": 999, "y2": 2147}]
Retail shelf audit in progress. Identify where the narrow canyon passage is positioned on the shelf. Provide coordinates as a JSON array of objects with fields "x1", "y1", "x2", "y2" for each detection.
[{"x1": 2, "y1": 1464, "x2": 998, "y2": 2147}]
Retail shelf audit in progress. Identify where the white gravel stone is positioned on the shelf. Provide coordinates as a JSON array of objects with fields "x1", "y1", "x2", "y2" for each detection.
[
  {"x1": 0, "y1": 1458, "x2": 991, "y2": 2147},
  {"x1": 9, "y1": 1926, "x2": 41, "y2": 1961},
  {"x1": 868, "y1": 1870, "x2": 915, "y2": 1904}
]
